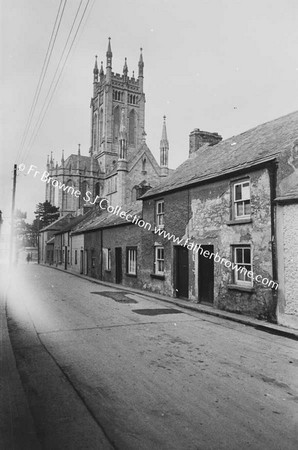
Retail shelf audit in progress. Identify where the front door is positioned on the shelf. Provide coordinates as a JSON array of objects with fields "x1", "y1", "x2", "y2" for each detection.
[
  {"x1": 198, "y1": 245, "x2": 214, "y2": 304},
  {"x1": 115, "y1": 247, "x2": 122, "y2": 284},
  {"x1": 85, "y1": 250, "x2": 88, "y2": 275},
  {"x1": 80, "y1": 250, "x2": 84, "y2": 274},
  {"x1": 175, "y1": 246, "x2": 189, "y2": 298},
  {"x1": 64, "y1": 246, "x2": 67, "y2": 270}
]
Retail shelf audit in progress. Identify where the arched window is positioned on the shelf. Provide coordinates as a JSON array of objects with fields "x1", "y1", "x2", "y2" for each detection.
[
  {"x1": 129, "y1": 109, "x2": 136, "y2": 145},
  {"x1": 131, "y1": 186, "x2": 137, "y2": 202},
  {"x1": 99, "y1": 108, "x2": 103, "y2": 145},
  {"x1": 81, "y1": 181, "x2": 88, "y2": 202},
  {"x1": 93, "y1": 111, "x2": 98, "y2": 151},
  {"x1": 113, "y1": 106, "x2": 120, "y2": 142},
  {"x1": 65, "y1": 180, "x2": 74, "y2": 210},
  {"x1": 95, "y1": 182, "x2": 100, "y2": 197},
  {"x1": 142, "y1": 157, "x2": 146, "y2": 172}
]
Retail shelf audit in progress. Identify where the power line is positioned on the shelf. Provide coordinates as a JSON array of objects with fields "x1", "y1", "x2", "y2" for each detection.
[
  {"x1": 16, "y1": 0, "x2": 68, "y2": 163},
  {"x1": 23, "y1": 0, "x2": 84, "y2": 155},
  {"x1": 22, "y1": 0, "x2": 91, "y2": 163}
]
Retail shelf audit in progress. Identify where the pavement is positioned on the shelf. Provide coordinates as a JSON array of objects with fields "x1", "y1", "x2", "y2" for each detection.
[
  {"x1": 1, "y1": 262, "x2": 297, "y2": 449},
  {"x1": 0, "y1": 266, "x2": 41, "y2": 449}
]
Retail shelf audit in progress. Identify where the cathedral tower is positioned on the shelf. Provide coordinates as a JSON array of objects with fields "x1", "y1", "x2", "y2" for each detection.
[{"x1": 90, "y1": 39, "x2": 146, "y2": 174}]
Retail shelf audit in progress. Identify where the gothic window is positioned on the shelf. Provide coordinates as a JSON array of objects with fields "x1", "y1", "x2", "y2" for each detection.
[
  {"x1": 95, "y1": 182, "x2": 100, "y2": 197},
  {"x1": 113, "y1": 106, "x2": 120, "y2": 142},
  {"x1": 129, "y1": 109, "x2": 136, "y2": 145},
  {"x1": 81, "y1": 181, "x2": 88, "y2": 202},
  {"x1": 65, "y1": 180, "x2": 74, "y2": 210},
  {"x1": 99, "y1": 108, "x2": 103, "y2": 145},
  {"x1": 131, "y1": 186, "x2": 137, "y2": 202},
  {"x1": 142, "y1": 157, "x2": 146, "y2": 173},
  {"x1": 93, "y1": 111, "x2": 98, "y2": 151},
  {"x1": 113, "y1": 90, "x2": 122, "y2": 101}
]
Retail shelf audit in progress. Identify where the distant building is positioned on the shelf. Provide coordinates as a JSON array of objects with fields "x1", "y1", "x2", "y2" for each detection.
[{"x1": 45, "y1": 39, "x2": 170, "y2": 216}]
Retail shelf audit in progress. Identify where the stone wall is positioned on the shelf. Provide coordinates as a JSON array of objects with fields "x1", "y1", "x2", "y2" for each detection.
[
  {"x1": 102, "y1": 223, "x2": 143, "y2": 289},
  {"x1": 276, "y1": 203, "x2": 298, "y2": 329}
]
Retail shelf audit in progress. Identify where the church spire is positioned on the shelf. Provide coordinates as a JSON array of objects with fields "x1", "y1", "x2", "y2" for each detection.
[
  {"x1": 160, "y1": 116, "x2": 169, "y2": 176},
  {"x1": 93, "y1": 55, "x2": 99, "y2": 82}
]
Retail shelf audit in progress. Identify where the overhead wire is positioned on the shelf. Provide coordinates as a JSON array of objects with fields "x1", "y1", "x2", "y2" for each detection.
[
  {"x1": 16, "y1": 0, "x2": 68, "y2": 163},
  {"x1": 21, "y1": 0, "x2": 91, "y2": 165}
]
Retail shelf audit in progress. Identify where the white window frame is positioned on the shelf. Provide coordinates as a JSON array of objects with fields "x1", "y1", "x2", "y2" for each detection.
[
  {"x1": 103, "y1": 248, "x2": 111, "y2": 271},
  {"x1": 233, "y1": 180, "x2": 251, "y2": 219},
  {"x1": 127, "y1": 247, "x2": 137, "y2": 275},
  {"x1": 156, "y1": 200, "x2": 164, "y2": 229},
  {"x1": 234, "y1": 246, "x2": 253, "y2": 286},
  {"x1": 154, "y1": 246, "x2": 164, "y2": 275}
]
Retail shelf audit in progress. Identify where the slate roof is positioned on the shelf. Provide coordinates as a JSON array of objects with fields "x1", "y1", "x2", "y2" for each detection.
[
  {"x1": 72, "y1": 201, "x2": 142, "y2": 234},
  {"x1": 39, "y1": 214, "x2": 73, "y2": 233},
  {"x1": 142, "y1": 111, "x2": 298, "y2": 199},
  {"x1": 53, "y1": 214, "x2": 87, "y2": 235},
  {"x1": 64, "y1": 154, "x2": 100, "y2": 172}
]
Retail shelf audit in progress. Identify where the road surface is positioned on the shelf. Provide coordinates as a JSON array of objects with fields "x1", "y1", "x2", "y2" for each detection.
[{"x1": 4, "y1": 264, "x2": 298, "y2": 449}]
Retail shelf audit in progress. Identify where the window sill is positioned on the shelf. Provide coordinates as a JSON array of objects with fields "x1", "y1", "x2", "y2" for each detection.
[
  {"x1": 228, "y1": 284, "x2": 255, "y2": 293},
  {"x1": 105, "y1": 269, "x2": 111, "y2": 273},
  {"x1": 150, "y1": 273, "x2": 165, "y2": 280},
  {"x1": 126, "y1": 273, "x2": 137, "y2": 278},
  {"x1": 227, "y1": 218, "x2": 252, "y2": 226}
]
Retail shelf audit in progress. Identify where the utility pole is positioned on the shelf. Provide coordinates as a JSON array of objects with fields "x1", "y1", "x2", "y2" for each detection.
[{"x1": 9, "y1": 164, "x2": 17, "y2": 267}]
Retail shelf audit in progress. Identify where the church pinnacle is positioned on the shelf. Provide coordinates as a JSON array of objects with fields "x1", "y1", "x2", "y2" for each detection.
[
  {"x1": 123, "y1": 57, "x2": 128, "y2": 78},
  {"x1": 93, "y1": 55, "x2": 99, "y2": 82},
  {"x1": 106, "y1": 37, "x2": 112, "y2": 67},
  {"x1": 160, "y1": 116, "x2": 169, "y2": 176}
]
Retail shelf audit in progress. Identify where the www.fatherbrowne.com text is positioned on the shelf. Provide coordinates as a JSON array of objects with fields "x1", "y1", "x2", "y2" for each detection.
[{"x1": 20, "y1": 163, "x2": 278, "y2": 290}]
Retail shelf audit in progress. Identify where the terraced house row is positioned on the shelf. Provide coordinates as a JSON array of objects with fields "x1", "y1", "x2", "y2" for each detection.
[{"x1": 39, "y1": 40, "x2": 298, "y2": 329}]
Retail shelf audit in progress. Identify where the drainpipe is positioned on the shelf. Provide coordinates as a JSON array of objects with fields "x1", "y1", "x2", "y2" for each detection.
[{"x1": 269, "y1": 160, "x2": 278, "y2": 322}]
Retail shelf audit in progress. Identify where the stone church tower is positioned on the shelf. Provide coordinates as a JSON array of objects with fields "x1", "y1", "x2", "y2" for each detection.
[
  {"x1": 90, "y1": 38, "x2": 145, "y2": 169},
  {"x1": 46, "y1": 38, "x2": 170, "y2": 215}
]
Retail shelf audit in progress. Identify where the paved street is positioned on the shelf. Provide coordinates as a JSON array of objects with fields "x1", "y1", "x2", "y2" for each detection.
[{"x1": 4, "y1": 264, "x2": 298, "y2": 450}]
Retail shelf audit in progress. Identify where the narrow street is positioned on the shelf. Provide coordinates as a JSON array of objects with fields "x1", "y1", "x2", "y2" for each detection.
[{"x1": 4, "y1": 264, "x2": 298, "y2": 450}]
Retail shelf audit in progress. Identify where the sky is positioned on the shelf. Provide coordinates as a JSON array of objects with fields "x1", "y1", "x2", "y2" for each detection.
[{"x1": 1, "y1": 0, "x2": 298, "y2": 222}]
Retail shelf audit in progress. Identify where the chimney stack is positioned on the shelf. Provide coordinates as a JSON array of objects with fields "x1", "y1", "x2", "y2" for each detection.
[{"x1": 189, "y1": 129, "x2": 222, "y2": 157}]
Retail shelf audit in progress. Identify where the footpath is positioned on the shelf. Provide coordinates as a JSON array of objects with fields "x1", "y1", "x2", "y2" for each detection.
[
  {"x1": 49, "y1": 263, "x2": 298, "y2": 341},
  {"x1": 0, "y1": 265, "x2": 41, "y2": 449}
]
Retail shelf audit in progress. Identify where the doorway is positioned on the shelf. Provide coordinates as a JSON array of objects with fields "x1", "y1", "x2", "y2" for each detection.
[
  {"x1": 115, "y1": 247, "x2": 122, "y2": 284},
  {"x1": 198, "y1": 245, "x2": 214, "y2": 304},
  {"x1": 175, "y1": 246, "x2": 189, "y2": 298},
  {"x1": 80, "y1": 250, "x2": 84, "y2": 274}
]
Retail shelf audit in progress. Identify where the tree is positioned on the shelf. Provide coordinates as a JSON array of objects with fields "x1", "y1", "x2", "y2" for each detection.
[{"x1": 34, "y1": 201, "x2": 60, "y2": 229}]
